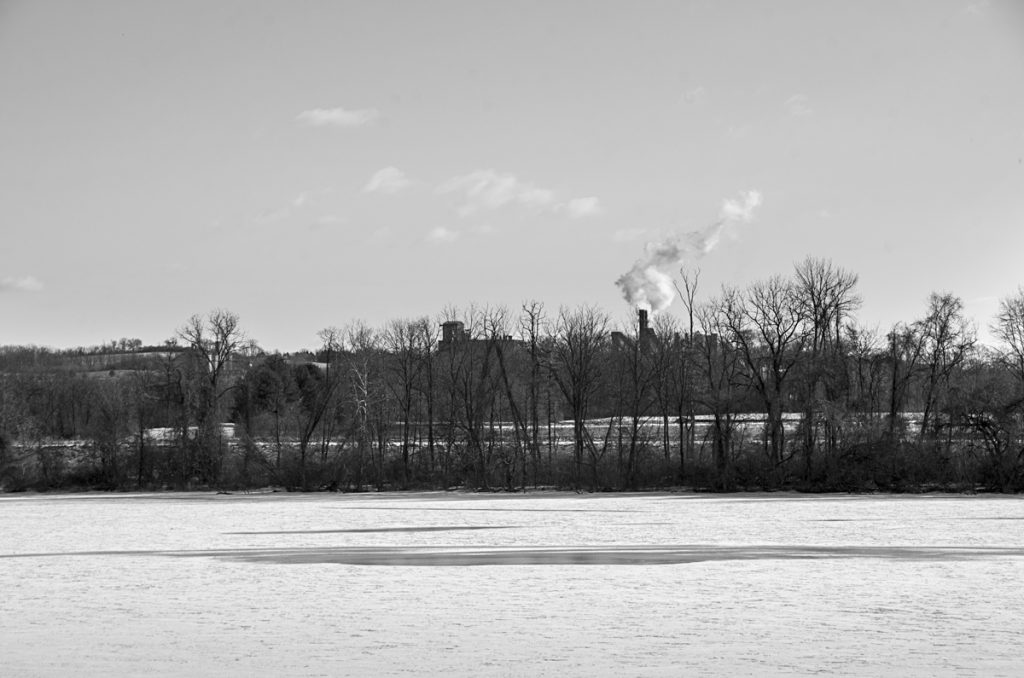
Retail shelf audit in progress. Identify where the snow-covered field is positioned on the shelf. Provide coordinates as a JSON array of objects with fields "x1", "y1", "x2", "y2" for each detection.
[{"x1": 2, "y1": 491, "x2": 1023, "y2": 677}]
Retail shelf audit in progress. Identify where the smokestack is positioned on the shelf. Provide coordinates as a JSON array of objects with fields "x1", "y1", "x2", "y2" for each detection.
[{"x1": 638, "y1": 308, "x2": 649, "y2": 336}]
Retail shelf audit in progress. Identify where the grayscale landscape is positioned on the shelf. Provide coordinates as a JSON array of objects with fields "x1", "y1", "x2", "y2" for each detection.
[{"x1": 3, "y1": 1, "x2": 1024, "y2": 675}]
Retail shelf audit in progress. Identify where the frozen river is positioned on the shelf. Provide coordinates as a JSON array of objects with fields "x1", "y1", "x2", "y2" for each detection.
[{"x1": 2, "y1": 491, "x2": 1023, "y2": 677}]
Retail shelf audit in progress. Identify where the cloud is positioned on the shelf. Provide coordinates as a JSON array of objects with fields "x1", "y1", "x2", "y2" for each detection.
[
  {"x1": 296, "y1": 107, "x2": 379, "y2": 127},
  {"x1": 435, "y1": 169, "x2": 603, "y2": 221},
  {"x1": 726, "y1": 123, "x2": 752, "y2": 140},
  {"x1": 681, "y1": 86, "x2": 707, "y2": 105},
  {"x1": 964, "y1": 0, "x2": 990, "y2": 15},
  {"x1": 363, "y1": 166, "x2": 412, "y2": 194},
  {"x1": 309, "y1": 214, "x2": 347, "y2": 231},
  {"x1": 437, "y1": 170, "x2": 557, "y2": 217},
  {"x1": 719, "y1": 189, "x2": 763, "y2": 223},
  {"x1": 785, "y1": 94, "x2": 813, "y2": 117},
  {"x1": 427, "y1": 227, "x2": 460, "y2": 243},
  {"x1": 564, "y1": 196, "x2": 603, "y2": 219},
  {"x1": 612, "y1": 228, "x2": 647, "y2": 242},
  {"x1": 519, "y1": 187, "x2": 557, "y2": 208},
  {"x1": 256, "y1": 206, "x2": 291, "y2": 223},
  {"x1": 256, "y1": 191, "x2": 317, "y2": 223},
  {"x1": 0, "y1": 275, "x2": 43, "y2": 292}
]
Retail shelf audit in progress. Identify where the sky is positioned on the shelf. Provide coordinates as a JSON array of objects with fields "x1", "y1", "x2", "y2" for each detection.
[{"x1": 2, "y1": 0, "x2": 1023, "y2": 351}]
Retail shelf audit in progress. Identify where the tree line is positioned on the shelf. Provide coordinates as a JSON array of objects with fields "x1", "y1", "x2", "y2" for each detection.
[{"x1": 2, "y1": 256, "x2": 1024, "y2": 493}]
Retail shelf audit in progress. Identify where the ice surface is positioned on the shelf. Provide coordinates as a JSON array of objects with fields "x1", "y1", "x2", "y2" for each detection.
[{"x1": 2, "y1": 491, "x2": 1023, "y2": 677}]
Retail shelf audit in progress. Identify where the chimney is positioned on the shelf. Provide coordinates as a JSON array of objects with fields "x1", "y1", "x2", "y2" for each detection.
[
  {"x1": 638, "y1": 308, "x2": 649, "y2": 337},
  {"x1": 441, "y1": 320, "x2": 465, "y2": 345}
]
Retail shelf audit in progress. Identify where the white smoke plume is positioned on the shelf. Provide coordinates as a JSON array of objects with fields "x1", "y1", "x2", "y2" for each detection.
[{"x1": 615, "y1": 190, "x2": 762, "y2": 311}]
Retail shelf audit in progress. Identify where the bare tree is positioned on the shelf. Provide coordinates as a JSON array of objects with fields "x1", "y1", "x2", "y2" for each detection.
[
  {"x1": 486, "y1": 306, "x2": 530, "y2": 490},
  {"x1": 383, "y1": 319, "x2": 426, "y2": 487},
  {"x1": 719, "y1": 278, "x2": 808, "y2": 484},
  {"x1": 127, "y1": 369, "x2": 158, "y2": 488},
  {"x1": 285, "y1": 328, "x2": 346, "y2": 490},
  {"x1": 611, "y1": 313, "x2": 659, "y2": 490},
  {"x1": 887, "y1": 321, "x2": 924, "y2": 441},
  {"x1": 411, "y1": 317, "x2": 439, "y2": 483},
  {"x1": 340, "y1": 321, "x2": 386, "y2": 490},
  {"x1": 948, "y1": 353, "x2": 1022, "y2": 491},
  {"x1": 87, "y1": 378, "x2": 131, "y2": 487},
  {"x1": 846, "y1": 324, "x2": 887, "y2": 421},
  {"x1": 435, "y1": 305, "x2": 503, "y2": 489},
  {"x1": 792, "y1": 256, "x2": 861, "y2": 476},
  {"x1": 546, "y1": 306, "x2": 610, "y2": 490},
  {"x1": 793, "y1": 257, "x2": 860, "y2": 351},
  {"x1": 992, "y1": 287, "x2": 1024, "y2": 391},
  {"x1": 177, "y1": 309, "x2": 244, "y2": 484},
  {"x1": 917, "y1": 292, "x2": 975, "y2": 439},
  {"x1": 519, "y1": 300, "x2": 547, "y2": 486},
  {"x1": 316, "y1": 328, "x2": 346, "y2": 470},
  {"x1": 695, "y1": 298, "x2": 747, "y2": 490},
  {"x1": 178, "y1": 310, "x2": 243, "y2": 392},
  {"x1": 673, "y1": 266, "x2": 701, "y2": 480},
  {"x1": 650, "y1": 313, "x2": 682, "y2": 479}
]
